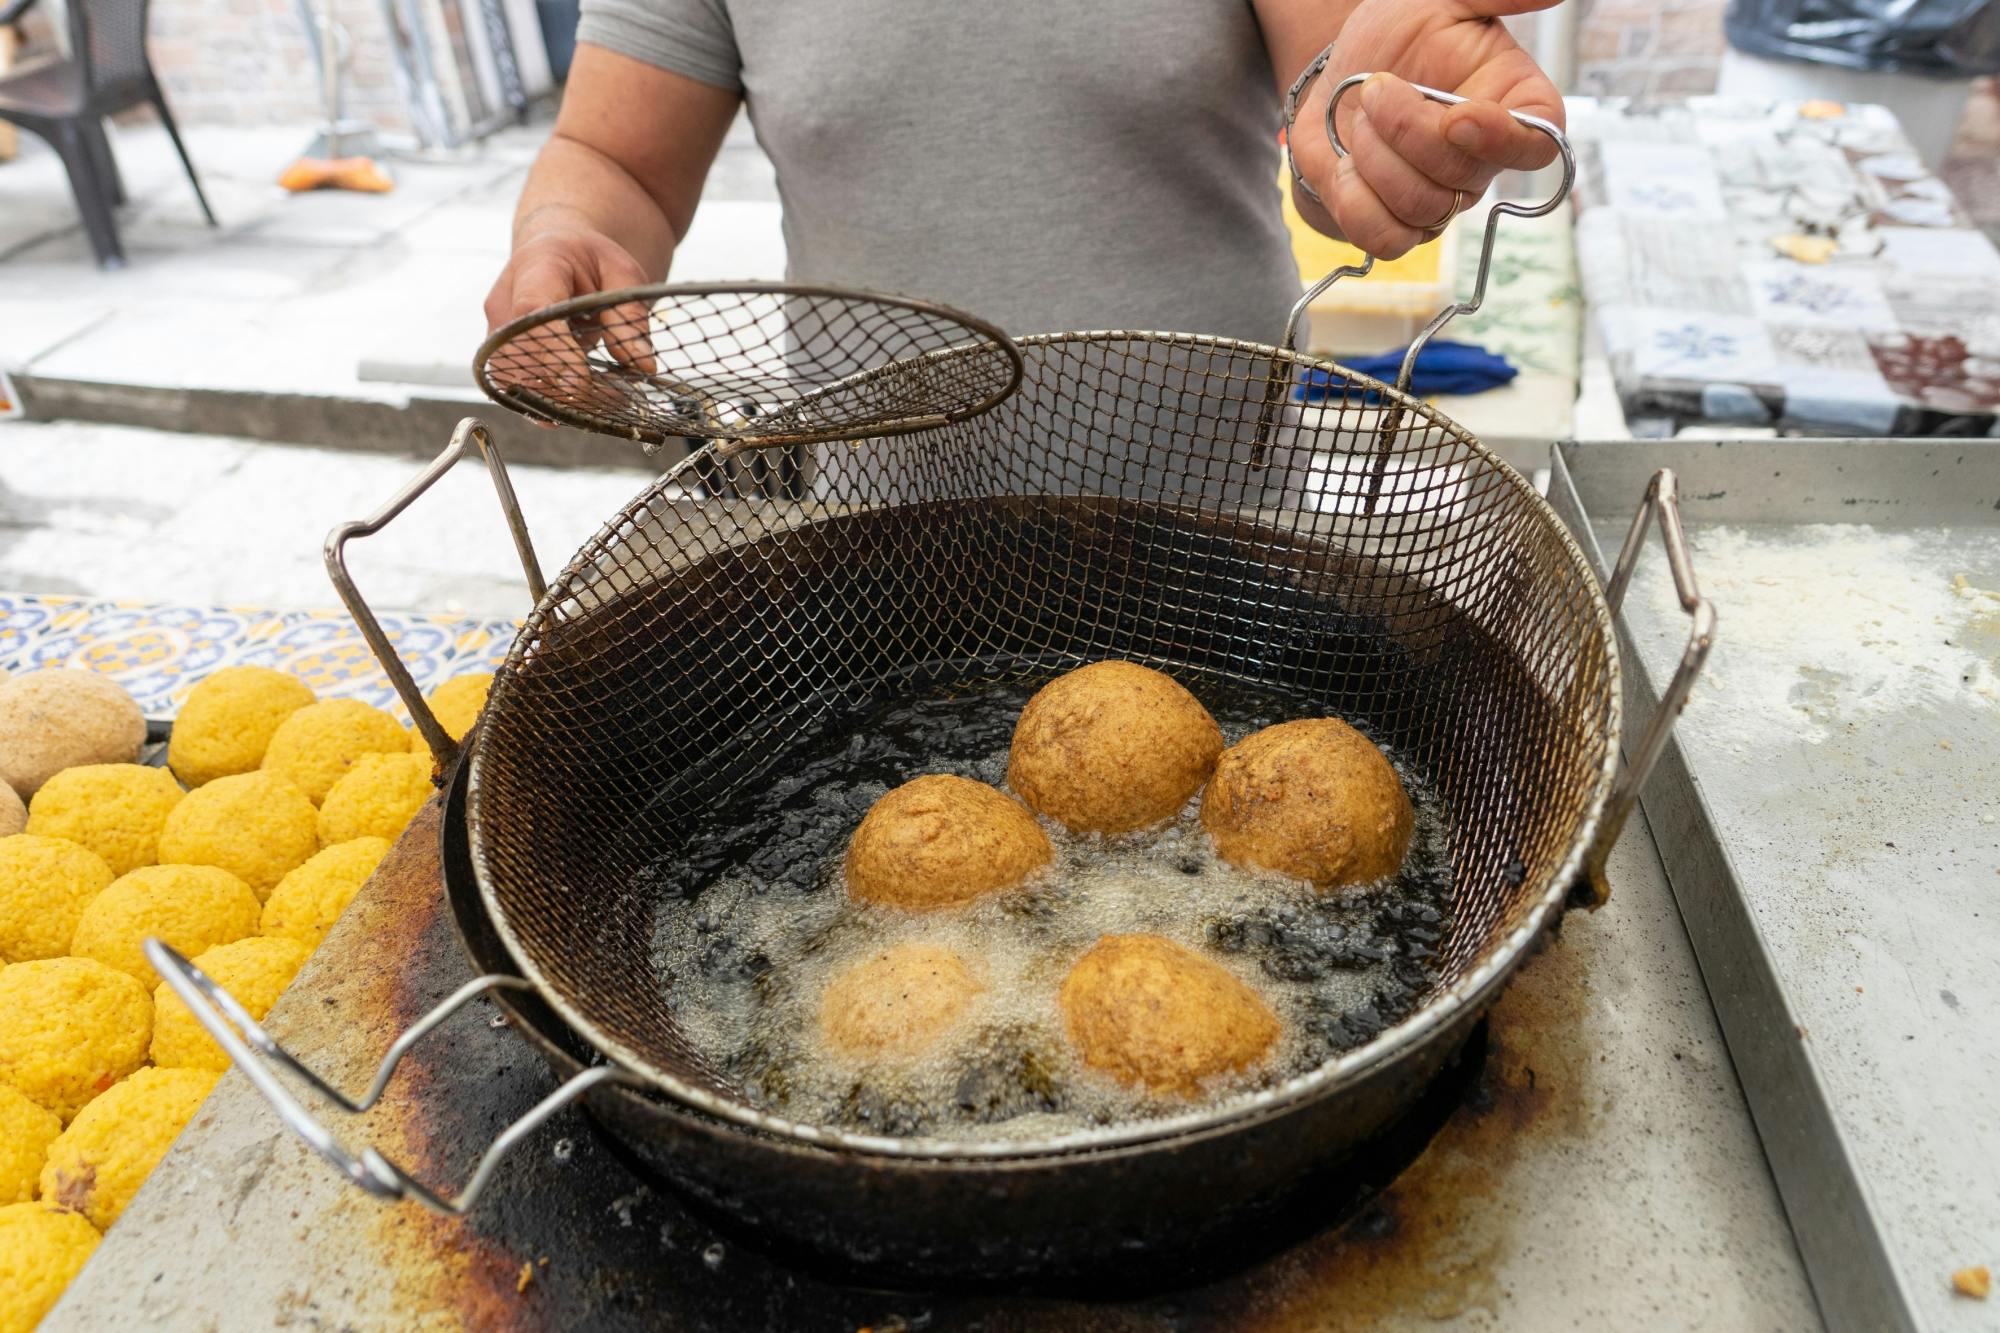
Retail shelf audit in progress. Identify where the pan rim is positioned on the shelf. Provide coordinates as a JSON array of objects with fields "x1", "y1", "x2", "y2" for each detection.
[{"x1": 464, "y1": 330, "x2": 1624, "y2": 1161}]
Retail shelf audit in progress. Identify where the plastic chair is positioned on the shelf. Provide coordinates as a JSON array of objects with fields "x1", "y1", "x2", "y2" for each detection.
[{"x1": 0, "y1": 0, "x2": 216, "y2": 268}]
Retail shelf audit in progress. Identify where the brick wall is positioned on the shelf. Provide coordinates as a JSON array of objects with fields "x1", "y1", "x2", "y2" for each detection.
[
  {"x1": 147, "y1": 0, "x2": 409, "y2": 129},
  {"x1": 1575, "y1": 0, "x2": 1730, "y2": 101}
]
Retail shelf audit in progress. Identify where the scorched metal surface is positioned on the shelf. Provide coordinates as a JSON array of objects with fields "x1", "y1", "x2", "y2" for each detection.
[{"x1": 45, "y1": 796, "x2": 1818, "y2": 1330}]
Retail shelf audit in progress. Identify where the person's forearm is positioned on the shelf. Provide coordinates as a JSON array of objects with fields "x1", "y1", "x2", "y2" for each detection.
[{"x1": 512, "y1": 132, "x2": 680, "y2": 280}]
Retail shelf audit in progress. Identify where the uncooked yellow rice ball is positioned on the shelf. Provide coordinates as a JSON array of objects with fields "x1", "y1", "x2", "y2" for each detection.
[
  {"x1": 167, "y1": 665, "x2": 315, "y2": 788},
  {"x1": 0, "y1": 957, "x2": 152, "y2": 1122},
  {"x1": 40, "y1": 1066, "x2": 219, "y2": 1229},
  {"x1": 316, "y1": 751, "x2": 431, "y2": 846},
  {"x1": 261, "y1": 699, "x2": 410, "y2": 804},
  {"x1": 157, "y1": 771, "x2": 318, "y2": 899},
  {"x1": 26, "y1": 764, "x2": 184, "y2": 877},
  {"x1": 261, "y1": 837, "x2": 391, "y2": 948},
  {"x1": 0, "y1": 1084, "x2": 60, "y2": 1205},
  {"x1": 151, "y1": 936, "x2": 310, "y2": 1071},
  {"x1": 0, "y1": 835, "x2": 114, "y2": 963},
  {"x1": 428, "y1": 672, "x2": 494, "y2": 742},
  {"x1": 70, "y1": 864, "x2": 261, "y2": 982},
  {"x1": 0, "y1": 1201, "x2": 100, "y2": 1332}
]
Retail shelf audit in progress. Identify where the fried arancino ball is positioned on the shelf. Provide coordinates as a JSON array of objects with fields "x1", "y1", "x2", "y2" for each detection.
[
  {"x1": 167, "y1": 665, "x2": 315, "y2": 787},
  {"x1": 845, "y1": 775, "x2": 1052, "y2": 910},
  {"x1": 25, "y1": 764, "x2": 184, "y2": 877},
  {"x1": 0, "y1": 957, "x2": 153, "y2": 1122},
  {"x1": 40, "y1": 1066, "x2": 220, "y2": 1228},
  {"x1": 157, "y1": 771, "x2": 319, "y2": 899},
  {"x1": 1200, "y1": 718, "x2": 1413, "y2": 891},
  {"x1": 0, "y1": 781, "x2": 23, "y2": 839},
  {"x1": 1008, "y1": 661, "x2": 1223, "y2": 834},
  {"x1": 260, "y1": 699, "x2": 410, "y2": 805},
  {"x1": 818, "y1": 942, "x2": 984, "y2": 1060},
  {"x1": 0, "y1": 669, "x2": 145, "y2": 799},
  {"x1": 0, "y1": 1201, "x2": 101, "y2": 1332},
  {"x1": 1059, "y1": 933, "x2": 1279, "y2": 1096},
  {"x1": 69, "y1": 864, "x2": 262, "y2": 982}
]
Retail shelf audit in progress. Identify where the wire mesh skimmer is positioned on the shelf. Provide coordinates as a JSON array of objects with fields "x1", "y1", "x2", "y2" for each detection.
[{"x1": 157, "y1": 62, "x2": 1714, "y2": 1281}]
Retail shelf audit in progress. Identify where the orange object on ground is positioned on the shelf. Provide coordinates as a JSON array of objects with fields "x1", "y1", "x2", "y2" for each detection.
[{"x1": 278, "y1": 157, "x2": 393, "y2": 194}]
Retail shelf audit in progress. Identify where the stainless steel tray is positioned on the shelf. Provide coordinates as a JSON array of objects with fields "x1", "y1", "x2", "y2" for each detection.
[{"x1": 1550, "y1": 438, "x2": 2000, "y2": 1333}]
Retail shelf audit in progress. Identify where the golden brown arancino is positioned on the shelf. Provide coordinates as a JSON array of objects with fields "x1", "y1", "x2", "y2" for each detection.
[
  {"x1": 845, "y1": 774, "x2": 1052, "y2": 910},
  {"x1": 1200, "y1": 717, "x2": 1413, "y2": 891},
  {"x1": 818, "y1": 942, "x2": 983, "y2": 1060},
  {"x1": 1007, "y1": 661, "x2": 1223, "y2": 835},
  {"x1": 1058, "y1": 933, "x2": 1279, "y2": 1096}
]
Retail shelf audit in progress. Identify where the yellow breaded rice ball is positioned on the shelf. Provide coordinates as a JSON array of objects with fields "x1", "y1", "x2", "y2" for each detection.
[
  {"x1": 0, "y1": 781, "x2": 22, "y2": 839},
  {"x1": 167, "y1": 665, "x2": 314, "y2": 788},
  {"x1": 316, "y1": 751, "x2": 431, "y2": 846},
  {"x1": 0, "y1": 1085, "x2": 60, "y2": 1205},
  {"x1": 70, "y1": 864, "x2": 261, "y2": 982},
  {"x1": 151, "y1": 936, "x2": 310, "y2": 1071},
  {"x1": 0, "y1": 835, "x2": 114, "y2": 963},
  {"x1": 261, "y1": 837, "x2": 390, "y2": 948},
  {"x1": 40, "y1": 1066, "x2": 219, "y2": 1229},
  {"x1": 0, "y1": 958, "x2": 152, "y2": 1122},
  {"x1": 428, "y1": 672, "x2": 494, "y2": 743},
  {"x1": 0, "y1": 668, "x2": 145, "y2": 800},
  {"x1": 261, "y1": 699, "x2": 410, "y2": 804},
  {"x1": 0, "y1": 1201, "x2": 100, "y2": 1332},
  {"x1": 157, "y1": 771, "x2": 318, "y2": 900},
  {"x1": 25, "y1": 764, "x2": 184, "y2": 877}
]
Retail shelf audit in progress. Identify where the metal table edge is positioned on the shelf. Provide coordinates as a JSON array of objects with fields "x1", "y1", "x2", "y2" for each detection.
[{"x1": 1546, "y1": 441, "x2": 1917, "y2": 1333}]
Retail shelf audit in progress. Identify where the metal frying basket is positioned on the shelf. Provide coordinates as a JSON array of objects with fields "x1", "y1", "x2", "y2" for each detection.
[{"x1": 156, "y1": 70, "x2": 1713, "y2": 1241}]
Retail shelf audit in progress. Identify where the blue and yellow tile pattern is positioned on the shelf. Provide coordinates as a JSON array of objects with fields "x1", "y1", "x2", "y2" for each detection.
[{"x1": 0, "y1": 593, "x2": 516, "y2": 718}]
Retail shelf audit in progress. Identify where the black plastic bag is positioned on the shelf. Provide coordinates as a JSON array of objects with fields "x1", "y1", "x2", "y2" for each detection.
[{"x1": 1725, "y1": 0, "x2": 2000, "y2": 76}]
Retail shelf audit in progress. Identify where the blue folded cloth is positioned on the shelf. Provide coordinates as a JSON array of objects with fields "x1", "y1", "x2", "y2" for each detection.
[{"x1": 1295, "y1": 339, "x2": 1518, "y2": 402}]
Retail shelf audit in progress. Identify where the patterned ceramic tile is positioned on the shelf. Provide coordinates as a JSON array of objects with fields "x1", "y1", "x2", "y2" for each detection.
[{"x1": 0, "y1": 593, "x2": 516, "y2": 718}]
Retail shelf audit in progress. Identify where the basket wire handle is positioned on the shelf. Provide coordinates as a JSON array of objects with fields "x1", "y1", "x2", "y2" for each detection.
[
  {"x1": 1263, "y1": 54, "x2": 1574, "y2": 473},
  {"x1": 145, "y1": 939, "x2": 644, "y2": 1215},
  {"x1": 1580, "y1": 469, "x2": 1717, "y2": 907},
  {"x1": 324, "y1": 417, "x2": 545, "y2": 766},
  {"x1": 1321, "y1": 70, "x2": 1576, "y2": 395}
]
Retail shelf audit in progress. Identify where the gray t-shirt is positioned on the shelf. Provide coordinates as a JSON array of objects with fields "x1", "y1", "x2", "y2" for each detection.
[{"x1": 575, "y1": 0, "x2": 1304, "y2": 345}]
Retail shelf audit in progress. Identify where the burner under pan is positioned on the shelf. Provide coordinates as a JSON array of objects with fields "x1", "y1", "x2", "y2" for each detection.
[{"x1": 437, "y1": 747, "x2": 1483, "y2": 1297}]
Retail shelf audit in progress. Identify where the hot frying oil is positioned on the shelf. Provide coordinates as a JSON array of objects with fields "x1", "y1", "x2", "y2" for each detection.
[{"x1": 643, "y1": 677, "x2": 1453, "y2": 1140}]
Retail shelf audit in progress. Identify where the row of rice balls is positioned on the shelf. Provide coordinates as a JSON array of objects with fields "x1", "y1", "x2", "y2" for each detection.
[
  {"x1": 0, "y1": 665, "x2": 490, "y2": 1332},
  {"x1": 821, "y1": 660, "x2": 1415, "y2": 1099}
]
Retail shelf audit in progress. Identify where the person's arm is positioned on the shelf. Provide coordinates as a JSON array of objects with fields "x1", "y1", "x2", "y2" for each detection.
[
  {"x1": 483, "y1": 43, "x2": 739, "y2": 336},
  {"x1": 1253, "y1": 0, "x2": 1566, "y2": 259}
]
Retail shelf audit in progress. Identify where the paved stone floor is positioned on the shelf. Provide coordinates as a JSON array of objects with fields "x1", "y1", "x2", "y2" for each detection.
[
  {"x1": 0, "y1": 420, "x2": 654, "y2": 615},
  {"x1": 0, "y1": 108, "x2": 782, "y2": 412}
]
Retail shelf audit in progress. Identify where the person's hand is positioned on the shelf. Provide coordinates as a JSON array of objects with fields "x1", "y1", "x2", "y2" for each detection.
[
  {"x1": 481, "y1": 211, "x2": 658, "y2": 419},
  {"x1": 1292, "y1": 0, "x2": 1565, "y2": 259}
]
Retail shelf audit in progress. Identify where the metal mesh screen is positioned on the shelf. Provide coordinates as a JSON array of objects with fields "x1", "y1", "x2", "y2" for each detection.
[
  {"x1": 475, "y1": 284, "x2": 1023, "y2": 450},
  {"x1": 466, "y1": 332, "x2": 1616, "y2": 1147}
]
